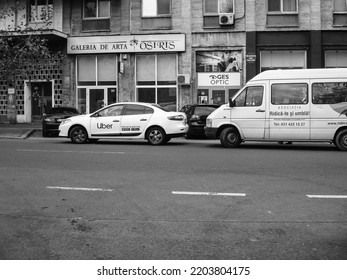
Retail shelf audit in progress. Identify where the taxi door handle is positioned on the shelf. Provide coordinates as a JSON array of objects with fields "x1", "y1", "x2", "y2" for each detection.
[
  {"x1": 113, "y1": 119, "x2": 120, "y2": 122},
  {"x1": 256, "y1": 109, "x2": 265, "y2": 112},
  {"x1": 140, "y1": 119, "x2": 147, "y2": 121}
]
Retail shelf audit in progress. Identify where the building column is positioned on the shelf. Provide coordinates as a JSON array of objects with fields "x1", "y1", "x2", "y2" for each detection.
[{"x1": 310, "y1": 30, "x2": 322, "y2": 68}]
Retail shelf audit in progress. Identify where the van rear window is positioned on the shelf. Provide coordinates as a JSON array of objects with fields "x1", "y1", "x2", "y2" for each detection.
[
  {"x1": 271, "y1": 83, "x2": 308, "y2": 105},
  {"x1": 312, "y1": 82, "x2": 347, "y2": 104}
]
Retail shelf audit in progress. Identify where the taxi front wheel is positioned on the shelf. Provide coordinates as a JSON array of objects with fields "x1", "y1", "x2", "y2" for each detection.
[
  {"x1": 70, "y1": 126, "x2": 88, "y2": 144},
  {"x1": 146, "y1": 127, "x2": 166, "y2": 145}
]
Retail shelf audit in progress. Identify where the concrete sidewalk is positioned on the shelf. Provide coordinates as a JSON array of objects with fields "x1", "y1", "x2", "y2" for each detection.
[{"x1": 0, "y1": 123, "x2": 42, "y2": 139}]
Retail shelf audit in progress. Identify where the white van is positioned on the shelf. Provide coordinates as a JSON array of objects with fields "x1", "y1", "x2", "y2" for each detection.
[{"x1": 205, "y1": 68, "x2": 347, "y2": 151}]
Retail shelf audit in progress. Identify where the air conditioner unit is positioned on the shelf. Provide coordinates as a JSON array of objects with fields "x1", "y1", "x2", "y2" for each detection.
[
  {"x1": 177, "y1": 74, "x2": 190, "y2": 85},
  {"x1": 219, "y1": 13, "x2": 234, "y2": 26}
]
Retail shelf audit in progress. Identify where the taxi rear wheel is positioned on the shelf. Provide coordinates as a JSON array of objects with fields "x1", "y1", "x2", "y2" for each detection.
[
  {"x1": 146, "y1": 127, "x2": 166, "y2": 145},
  {"x1": 70, "y1": 126, "x2": 88, "y2": 144}
]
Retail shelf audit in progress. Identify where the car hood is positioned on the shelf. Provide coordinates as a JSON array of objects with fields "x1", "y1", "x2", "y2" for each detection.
[
  {"x1": 68, "y1": 114, "x2": 91, "y2": 121},
  {"x1": 46, "y1": 113, "x2": 79, "y2": 118}
]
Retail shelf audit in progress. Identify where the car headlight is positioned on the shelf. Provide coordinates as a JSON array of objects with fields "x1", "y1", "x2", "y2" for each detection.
[
  {"x1": 206, "y1": 118, "x2": 212, "y2": 127},
  {"x1": 167, "y1": 115, "x2": 185, "y2": 121},
  {"x1": 60, "y1": 119, "x2": 71, "y2": 125},
  {"x1": 44, "y1": 118, "x2": 52, "y2": 122}
]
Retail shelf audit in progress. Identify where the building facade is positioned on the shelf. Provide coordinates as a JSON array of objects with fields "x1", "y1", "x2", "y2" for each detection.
[{"x1": 1, "y1": 0, "x2": 347, "y2": 123}]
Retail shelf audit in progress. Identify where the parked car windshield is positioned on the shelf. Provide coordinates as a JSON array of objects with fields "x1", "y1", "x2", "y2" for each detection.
[
  {"x1": 194, "y1": 106, "x2": 218, "y2": 116},
  {"x1": 47, "y1": 107, "x2": 80, "y2": 115}
]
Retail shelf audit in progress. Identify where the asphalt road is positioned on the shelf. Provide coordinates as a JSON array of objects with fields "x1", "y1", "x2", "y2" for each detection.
[{"x1": 0, "y1": 137, "x2": 346, "y2": 260}]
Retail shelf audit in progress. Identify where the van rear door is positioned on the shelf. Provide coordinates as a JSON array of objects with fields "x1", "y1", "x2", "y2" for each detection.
[{"x1": 269, "y1": 82, "x2": 310, "y2": 140}]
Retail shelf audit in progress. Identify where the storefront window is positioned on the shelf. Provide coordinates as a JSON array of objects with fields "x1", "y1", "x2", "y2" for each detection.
[
  {"x1": 196, "y1": 51, "x2": 242, "y2": 73},
  {"x1": 136, "y1": 54, "x2": 177, "y2": 109},
  {"x1": 77, "y1": 56, "x2": 96, "y2": 86},
  {"x1": 76, "y1": 54, "x2": 117, "y2": 114},
  {"x1": 325, "y1": 50, "x2": 347, "y2": 68},
  {"x1": 77, "y1": 55, "x2": 117, "y2": 86},
  {"x1": 260, "y1": 50, "x2": 306, "y2": 72}
]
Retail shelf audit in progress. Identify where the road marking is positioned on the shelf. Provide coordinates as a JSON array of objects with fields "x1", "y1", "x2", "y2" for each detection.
[
  {"x1": 172, "y1": 191, "x2": 246, "y2": 197},
  {"x1": 47, "y1": 186, "x2": 113, "y2": 192},
  {"x1": 306, "y1": 194, "x2": 347, "y2": 199},
  {"x1": 18, "y1": 149, "x2": 125, "y2": 154}
]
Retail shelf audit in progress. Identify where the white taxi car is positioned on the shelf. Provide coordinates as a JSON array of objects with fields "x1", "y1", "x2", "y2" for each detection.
[{"x1": 58, "y1": 102, "x2": 188, "y2": 145}]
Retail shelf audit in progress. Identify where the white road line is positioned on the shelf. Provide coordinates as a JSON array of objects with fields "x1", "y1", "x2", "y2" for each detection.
[
  {"x1": 172, "y1": 191, "x2": 246, "y2": 197},
  {"x1": 47, "y1": 186, "x2": 113, "y2": 192},
  {"x1": 18, "y1": 149, "x2": 125, "y2": 154},
  {"x1": 306, "y1": 194, "x2": 347, "y2": 199}
]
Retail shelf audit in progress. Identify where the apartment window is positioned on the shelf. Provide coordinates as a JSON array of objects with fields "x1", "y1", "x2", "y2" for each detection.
[
  {"x1": 334, "y1": 0, "x2": 347, "y2": 12},
  {"x1": 142, "y1": 0, "x2": 171, "y2": 17},
  {"x1": 84, "y1": 0, "x2": 110, "y2": 18},
  {"x1": 136, "y1": 54, "x2": 177, "y2": 109},
  {"x1": 204, "y1": 0, "x2": 234, "y2": 14},
  {"x1": 268, "y1": 0, "x2": 298, "y2": 13},
  {"x1": 333, "y1": 0, "x2": 347, "y2": 25},
  {"x1": 267, "y1": 0, "x2": 298, "y2": 26},
  {"x1": 29, "y1": 0, "x2": 53, "y2": 22}
]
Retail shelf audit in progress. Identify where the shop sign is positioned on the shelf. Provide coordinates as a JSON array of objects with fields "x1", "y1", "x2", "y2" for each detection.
[
  {"x1": 67, "y1": 34, "x2": 185, "y2": 54},
  {"x1": 198, "y1": 73, "x2": 241, "y2": 87}
]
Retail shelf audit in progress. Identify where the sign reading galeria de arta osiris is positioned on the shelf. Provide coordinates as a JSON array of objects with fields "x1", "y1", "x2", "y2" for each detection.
[{"x1": 67, "y1": 34, "x2": 186, "y2": 54}]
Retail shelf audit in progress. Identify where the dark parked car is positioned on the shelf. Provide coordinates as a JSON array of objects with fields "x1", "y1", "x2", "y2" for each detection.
[
  {"x1": 42, "y1": 107, "x2": 80, "y2": 137},
  {"x1": 181, "y1": 104, "x2": 220, "y2": 138}
]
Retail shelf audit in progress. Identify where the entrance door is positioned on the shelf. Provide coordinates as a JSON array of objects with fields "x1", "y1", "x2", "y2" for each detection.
[
  {"x1": 89, "y1": 89, "x2": 105, "y2": 113},
  {"x1": 31, "y1": 82, "x2": 52, "y2": 121}
]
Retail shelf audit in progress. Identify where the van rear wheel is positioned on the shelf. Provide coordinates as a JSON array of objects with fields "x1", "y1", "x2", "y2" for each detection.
[
  {"x1": 220, "y1": 127, "x2": 241, "y2": 148},
  {"x1": 335, "y1": 129, "x2": 347, "y2": 151}
]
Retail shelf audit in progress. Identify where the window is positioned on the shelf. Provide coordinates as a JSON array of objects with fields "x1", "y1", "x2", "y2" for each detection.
[
  {"x1": 268, "y1": 0, "x2": 298, "y2": 13},
  {"x1": 29, "y1": 0, "x2": 53, "y2": 22},
  {"x1": 123, "y1": 105, "x2": 154, "y2": 115},
  {"x1": 136, "y1": 54, "x2": 177, "y2": 108},
  {"x1": 77, "y1": 55, "x2": 117, "y2": 86},
  {"x1": 98, "y1": 104, "x2": 123, "y2": 117},
  {"x1": 204, "y1": 0, "x2": 234, "y2": 14},
  {"x1": 312, "y1": 83, "x2": 347, "y2": 104},
  {"x1": 196, "y1": 51, "x2": 242, "y2": 73},
  {"x1": 271, "y1": 84, "x2": 308, "y2": 105},
  {"x1": 325, "y1": 50, "x2": 347, "y2": 68},
  {"x1": 142, "y1": 0, "x2": 171, "y2": 17},
  {"x1": 84, "y1": 0, "x2": 110, "y2": 18},
  {"x1": 334, "y1": 0, "x2": 347, "y2": 12},
  {"x1": 260, "y1": 51, "x2": 306, "y2": 72},
  {"x1": 234, "y1": 86, "x2": 264, "y2": 107}
]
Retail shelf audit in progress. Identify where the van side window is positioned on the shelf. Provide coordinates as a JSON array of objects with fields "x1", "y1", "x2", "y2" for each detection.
[
  {"x1": 234, "y1": 86, "x2": 263, "y2": 107},
  {"x1": 271, "y1": 83, "x2": 308, "y2": 105},
  {"x1": 312, "y1": 82, "x2": 347, "y2": 104}
]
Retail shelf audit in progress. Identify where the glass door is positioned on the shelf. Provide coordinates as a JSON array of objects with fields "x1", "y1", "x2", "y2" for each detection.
[
  {"x1": 89, "y1": 89, "x2": 105, "y2": 113},
  {"x1": 78, "y1": 87, "x2": 117, "y2": 114}
]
